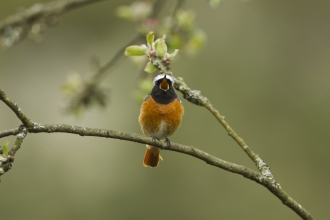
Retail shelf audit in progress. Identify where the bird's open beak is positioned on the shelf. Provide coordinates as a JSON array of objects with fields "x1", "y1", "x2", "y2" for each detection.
[{"x1": 159, "y1": 75, "x2": 169, "y2": 91}]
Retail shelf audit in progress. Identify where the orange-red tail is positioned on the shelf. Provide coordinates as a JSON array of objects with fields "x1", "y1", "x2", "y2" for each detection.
[{"x1": 143, "y1": 145, "x2": 163, "y2": 168}]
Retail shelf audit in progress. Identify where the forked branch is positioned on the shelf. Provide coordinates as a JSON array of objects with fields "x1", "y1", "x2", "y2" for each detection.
[{"x1": 0, "y1": 85, "x2": 314, "y2": 220}]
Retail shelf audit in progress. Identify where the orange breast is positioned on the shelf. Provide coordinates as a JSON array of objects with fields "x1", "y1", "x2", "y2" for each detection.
[{"x1": 139, "y1": 97, "x2": 184, "y2": 138}]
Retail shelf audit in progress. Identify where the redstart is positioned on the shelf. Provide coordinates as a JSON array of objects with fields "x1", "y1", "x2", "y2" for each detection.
[{"x1": 138, "y1": 74, "x2": 184, "y2": 167}]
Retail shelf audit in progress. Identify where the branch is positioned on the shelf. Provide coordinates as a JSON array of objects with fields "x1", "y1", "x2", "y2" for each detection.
[
  {"x1": 0, "y1": 126, "x2": 27, "y2": 174},
  {"x1": 0, "y1": 128, "x2": 19, "y2": 139},
  {"x1": 0, "y1": 0, "x2": 106, "y2": 32},
  {"x1": 0, "y1": 0, "x2": 106, "y2": 48},
  {"x1": 8, "y1": 126, "x2": 28, "y2": 156},
  {"x1": 92, "y1": 34, "x2": 143, "y2": 83},
  {"x1": 2, "y1": 124, "x2": 280, "y2": 186},
  {"x1": 0, "y1": 90, "x2": 34, "y2": 128}
]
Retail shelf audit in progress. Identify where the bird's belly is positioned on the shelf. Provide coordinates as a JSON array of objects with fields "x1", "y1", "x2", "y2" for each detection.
[{"x1": 149, "y1": 120, "x2": 169, "y2": 139}]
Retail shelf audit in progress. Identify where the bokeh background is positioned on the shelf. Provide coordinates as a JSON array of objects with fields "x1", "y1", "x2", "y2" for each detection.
[{"x1": 1, "y1": 0, "x2": 330, "y2": 219}]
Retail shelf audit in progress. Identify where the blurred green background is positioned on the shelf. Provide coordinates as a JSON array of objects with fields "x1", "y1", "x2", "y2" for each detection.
[{"x1": 1, "y1": 0, "x2": 330, "y2": 219}]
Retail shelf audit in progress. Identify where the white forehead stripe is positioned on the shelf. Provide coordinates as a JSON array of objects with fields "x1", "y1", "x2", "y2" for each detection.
[{"x1": 153, "y1": 74, "x2": 173, "y2": 85}]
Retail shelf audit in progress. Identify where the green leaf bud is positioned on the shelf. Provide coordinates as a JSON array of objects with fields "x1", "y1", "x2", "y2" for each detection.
[
  {"x1": 146, "y1": 32, "x2": 154, "y2": 48},
  {"x1": 154, "y1": 35, "x2": 167, "y2": 58},
  {"x1": 144, "y1": 61, "x2": 157, "y2": 73},
  {"x1": 169, "y1": 49, "x2": 179, "y2": 60},
  {"x1": 125, "y1": 45, "x2": 147, "y2": 56},
  {"x1": 2, "y1": 140, "x2": 9, "y2": 157}
]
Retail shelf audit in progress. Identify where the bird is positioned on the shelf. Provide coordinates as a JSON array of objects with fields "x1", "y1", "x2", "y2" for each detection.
[{"x1": 138, "y1": 74, "x2": 184, "y2": 167}]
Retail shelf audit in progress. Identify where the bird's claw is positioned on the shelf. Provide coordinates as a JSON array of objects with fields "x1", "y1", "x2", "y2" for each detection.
[
  {"x1": 164, "y1": 138, "x2": 171, "y2": 148},
  {"x1": 151, "y1": 136, "x2": 160, "y2": 142}
]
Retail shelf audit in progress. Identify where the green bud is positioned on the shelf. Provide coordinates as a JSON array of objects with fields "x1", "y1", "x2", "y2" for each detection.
[
  {"x1": 169, "y1": 49, "x2": 179, "y2": 60},
  {"x1": 125, "y1": 45, "x2": 147, "y2": 56},
  {"x1": 2, "y1": 140, "x2": 9, "y2": 157},
  {"x1": 146, "y1": 32, "x2": 154, "y2": 48},
  {"x1": 144, "y1": 61, "x2": 157, "y2": 73},
  {"x1": 154, "y1": 35, "x2": 167, "y2": 58}
]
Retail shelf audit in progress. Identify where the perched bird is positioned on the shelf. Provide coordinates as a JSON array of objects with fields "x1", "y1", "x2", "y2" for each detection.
[{"x1": 139, "y1": 74, "x2": 184, "y2": 167}]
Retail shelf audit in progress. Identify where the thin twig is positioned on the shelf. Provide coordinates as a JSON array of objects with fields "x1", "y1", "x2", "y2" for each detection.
[
  {"x1": 0, "y1": 0, "x2": 106, "y2": 33},
  {"x1": 8, "y1": 126, "x2": 28, "y2": 157},
  {"x1": 0, "y1": 126, "x2": 27, "y2": 173},
  {"x1": 0, "y1": 128, "x2": 19, "y2": 139},
  {"x1": 0, "y1": 90, "x2": 33, "y2": 128},
  {"x1": 92, "y1": 34, "x2": 143, "y2": 83}
]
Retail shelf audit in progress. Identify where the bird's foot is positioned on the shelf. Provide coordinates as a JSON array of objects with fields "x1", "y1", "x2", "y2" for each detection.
[
  {"x1": 164, "y1": 138, "x2": 171, "y2": 148},
  {"x1": 151, "y1": 136, "x2": 160, "y2": 142}
]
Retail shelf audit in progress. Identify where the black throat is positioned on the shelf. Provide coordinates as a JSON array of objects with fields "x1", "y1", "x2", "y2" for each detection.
[{"x1": 150, "y1": 86, "x2": 178, "y2": 104}]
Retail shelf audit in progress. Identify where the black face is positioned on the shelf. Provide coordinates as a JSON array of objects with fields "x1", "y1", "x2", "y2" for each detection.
[{"x1": 150, "y1": 78, "x2": 178, "y2": 104}]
